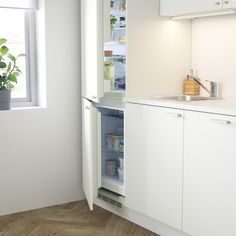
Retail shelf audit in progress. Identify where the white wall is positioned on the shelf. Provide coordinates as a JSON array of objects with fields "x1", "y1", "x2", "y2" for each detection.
[
  {"x1": 127, "y1": 0, "x2": 192, "y2": 97},
  {"x1": 192, "y1": 15, "x2": 236, "y2": 98},
  {"x1": 0, "y1": 0, "x2": 84, "y2": 216}
]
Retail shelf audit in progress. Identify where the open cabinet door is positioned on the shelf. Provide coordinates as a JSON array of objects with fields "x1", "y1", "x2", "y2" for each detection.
[
  {"x1": 82, "y1": 98, "x2": 97, "y2": 210},
  {"x1": 81, "y1": 0, "x2": 104, "y2": 103}
]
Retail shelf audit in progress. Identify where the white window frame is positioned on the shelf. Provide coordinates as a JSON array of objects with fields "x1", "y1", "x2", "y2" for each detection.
[{"x1": 10, "y1": 9, "x2": 38, "y2": 107}]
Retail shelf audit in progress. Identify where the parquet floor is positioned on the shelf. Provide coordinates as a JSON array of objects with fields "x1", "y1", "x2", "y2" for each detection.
[{"x1": 0, "y1": 200, "x2": 159, "y2": 236}]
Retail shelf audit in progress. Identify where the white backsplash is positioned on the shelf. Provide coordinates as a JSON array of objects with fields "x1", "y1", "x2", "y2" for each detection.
[{"x1": 192, "y1": 15, "x2": 236, "y2": 98}]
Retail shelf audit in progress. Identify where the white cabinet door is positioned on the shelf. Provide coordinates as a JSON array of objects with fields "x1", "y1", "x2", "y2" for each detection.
[
  {"x1": 82, "y1": 98, "x2": 97, "y2": 210},
  {"x1": 125, "y1": 103, "x2": 184, "y2": 230},
  {"x1": 223, "y1": 0, "x2": 236, "y2": 8},
  {"x1": 183, "y1": 111, "x2": 236, "y2": 236},
  {"x1": 81, "y1": 0, "x2": 104, "y2": 103},
  {"x1": 103, "y1": 0, "x2": 111, "y2": 42},
  {"x1": 160, "y1": 0, "x2": 223, "y2": 16}
]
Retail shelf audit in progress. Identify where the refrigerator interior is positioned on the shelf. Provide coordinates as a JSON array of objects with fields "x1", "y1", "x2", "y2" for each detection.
[
  {"x1": 98, "y1": 107, "x2": 125, "y2": 196},
  {"x1": 103, "y1": 0, "x2": 126, "y2": 93}
]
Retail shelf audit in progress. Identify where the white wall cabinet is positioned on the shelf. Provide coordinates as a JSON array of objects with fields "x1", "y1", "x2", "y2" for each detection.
[
  {"x1": 160, "y1": 0, "x2": 236, "y2": 17},
  {"x1": 223, "y1": 0, "x2": 236, "y2": 9},
  {"x1": 125, "y1": 103, "x2": 184, "y2": 230},
  {"x1": 183, "y1": 111, "x2": 236, "y2": 236},
  {"x1": 160, "y1": 0, "x2": 222, "y2": 16}
]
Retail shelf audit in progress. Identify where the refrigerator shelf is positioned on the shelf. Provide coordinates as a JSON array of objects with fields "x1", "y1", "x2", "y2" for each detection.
[
  {"x1": 111, "y1": 9, "x2": 126, "y2": 18},
  {"x1": 102, "y1": 147, "x2": 123, "y2": 155},
  {"x1": 104, "y1": 41, "x2": 126, "y2": 57},
  {"x1": 102, "y1": 175, "x2": 125, "y2": 196},
  {"x1": 101, "y1": 115, "x2": 123, "y2": 120}
]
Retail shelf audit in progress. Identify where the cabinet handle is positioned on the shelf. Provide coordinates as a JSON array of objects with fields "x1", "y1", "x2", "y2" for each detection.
[
  {"x1": 85, "y1": 106, "x2": 90, "y2": 110},
  {"x1": 215, "y1": 1, "x2": 221, "y2": 5},
  {"x1": 224, "y1": 0, "x2": 229, "y2": 3},
  {"x1": 166, "y1": 112, "x2": 182, "y2": 118},
  {"x1": 92, "y1": 95, "x2": 97, "y2": 100},
  {"x1": 211, "y1": 118, "x2": 231, "y2": 125}
]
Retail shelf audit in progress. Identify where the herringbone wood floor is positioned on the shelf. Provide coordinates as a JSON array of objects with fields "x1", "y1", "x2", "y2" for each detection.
[{"x1": 0, "y1": 200, "x2": 159, "y2": 236}]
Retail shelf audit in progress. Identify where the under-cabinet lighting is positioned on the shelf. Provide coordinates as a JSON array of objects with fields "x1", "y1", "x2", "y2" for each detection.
[{"x1": 171, "y1": 10, "x2": 236, "y2": 20}]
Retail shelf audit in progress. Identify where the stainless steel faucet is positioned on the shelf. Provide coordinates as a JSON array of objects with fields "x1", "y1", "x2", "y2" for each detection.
[
  {"x1": 206, "y1": 80, "x2": 218, "y2": 97},
  {"x1": 189, "y1": 75, "x2": 218, "y2": 97}
]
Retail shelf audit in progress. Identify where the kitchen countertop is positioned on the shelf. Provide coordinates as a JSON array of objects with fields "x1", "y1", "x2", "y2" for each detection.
[{"x1": 126, "y1": 96, "x2": 236, "y2": 117}]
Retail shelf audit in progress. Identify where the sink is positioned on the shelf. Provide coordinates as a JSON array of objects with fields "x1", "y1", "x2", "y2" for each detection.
[{"x1": 156, "y1": 95, "x2": 220, "y2": 102}]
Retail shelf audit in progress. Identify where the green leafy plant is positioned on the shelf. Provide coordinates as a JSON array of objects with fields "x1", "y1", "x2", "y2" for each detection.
[
  {"x1": 110, "y1": 15, "x2": 118, "y2": 29},
  {"x1": 0, "y1": 38, "x2": 25, "y2": 91}
]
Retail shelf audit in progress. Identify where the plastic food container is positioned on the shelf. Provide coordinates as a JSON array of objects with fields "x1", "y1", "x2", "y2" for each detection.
[
  {"x1": 106, "y1": 134, "x2": 113, "y2": 150},
  {"x1": 106, "y1": 159, "x2": 118, "y2": 177},
  {"x1": 118, "y1": 167, "x2": 124, "y2": 182},
  {"x1": 119, "y1": 156, "x2": 124, "y2": 170}
]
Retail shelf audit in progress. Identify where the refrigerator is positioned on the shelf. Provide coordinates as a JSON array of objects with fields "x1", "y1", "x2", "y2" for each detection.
[{"x1": 81, "y1": 0, "x2": 126, "y2": 210}]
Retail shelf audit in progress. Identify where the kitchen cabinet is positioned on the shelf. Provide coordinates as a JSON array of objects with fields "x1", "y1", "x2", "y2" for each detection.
[
  {"x1": 125, "y1": 103, "x2": 184, "y2": 230},
  {"x1": 160, "y1": 0, "x2": 223, "y2": 17},
  {"x1": 81, "y1": 0, "x2": 127, "y2": 102},
  {"x1": 81, "y1": 0, "x2": 191, "y2": 234},
  {"x1": 82, "y1": 98, "x2": 98, "y2": 210},
  {"x1": 82, "y1": 95, "x2": 125, "y2": 211},
  {"x1": 160, "y1": 0, "x2": 236, "y2": 17},
  {"x1": 223, "y1": 0, "x2": 236, "y2": 9},
  {"x1": 183, "y1": 111, "x2": 236, "y2": 236},
  {"x1": 81, "y1": 0, "x2": 104, "y2": 103}
]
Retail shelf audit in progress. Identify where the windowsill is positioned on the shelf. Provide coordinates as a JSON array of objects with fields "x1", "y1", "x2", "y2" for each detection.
[
  {"x1": 12, "y1": 106, "x2": 46, "y2": 110},
  {"x1": 0, "y1": 106, "x2": 46, "y2": 112}
]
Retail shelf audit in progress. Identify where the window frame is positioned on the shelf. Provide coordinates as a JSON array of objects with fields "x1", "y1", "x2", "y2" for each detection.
[{"x1": 9, "y1": 8, "x2": 38, "y2": 108}]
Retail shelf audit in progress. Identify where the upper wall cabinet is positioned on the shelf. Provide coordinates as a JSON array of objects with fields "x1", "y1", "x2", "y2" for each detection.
[
  {"x1": 160, "y1": 0, "x2": 236, "y2": 17},
  {"x1": 223, "y1": 0, "x2": 236, "y2": 9}
]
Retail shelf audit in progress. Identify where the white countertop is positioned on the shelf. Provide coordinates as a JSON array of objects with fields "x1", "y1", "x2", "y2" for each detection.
[{"x1": 126, "y1": 96, "x2": 236, "y2": 117}]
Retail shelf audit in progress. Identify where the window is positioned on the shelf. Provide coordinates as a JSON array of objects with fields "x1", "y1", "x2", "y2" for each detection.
[{"x1": 0, "y1": 0, "x2": 38, "y2": 107}]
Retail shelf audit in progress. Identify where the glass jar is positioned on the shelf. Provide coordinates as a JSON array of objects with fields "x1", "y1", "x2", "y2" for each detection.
[
  {"x1": 104, "y1": 52, "x2": 115, "y2": 91},
  {"x1": 106, "y1": 134, "x2": 113, "y2": 150},
  {"x1": 106, "y1": 159, "x2": 118, "y2": 176}
]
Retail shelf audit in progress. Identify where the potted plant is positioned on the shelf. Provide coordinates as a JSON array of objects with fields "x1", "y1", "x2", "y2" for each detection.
[{"x1": 0, "y1": 38, "x2": 25, "y2": 110}]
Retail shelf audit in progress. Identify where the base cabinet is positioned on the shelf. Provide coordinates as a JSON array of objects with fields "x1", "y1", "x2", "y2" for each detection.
[
  {"x1": 183, "y1": 111, "x2": 236, "y2": 236},
  {"x1": 125, "y1": 103, "x2": 184, "y2": 230}
]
